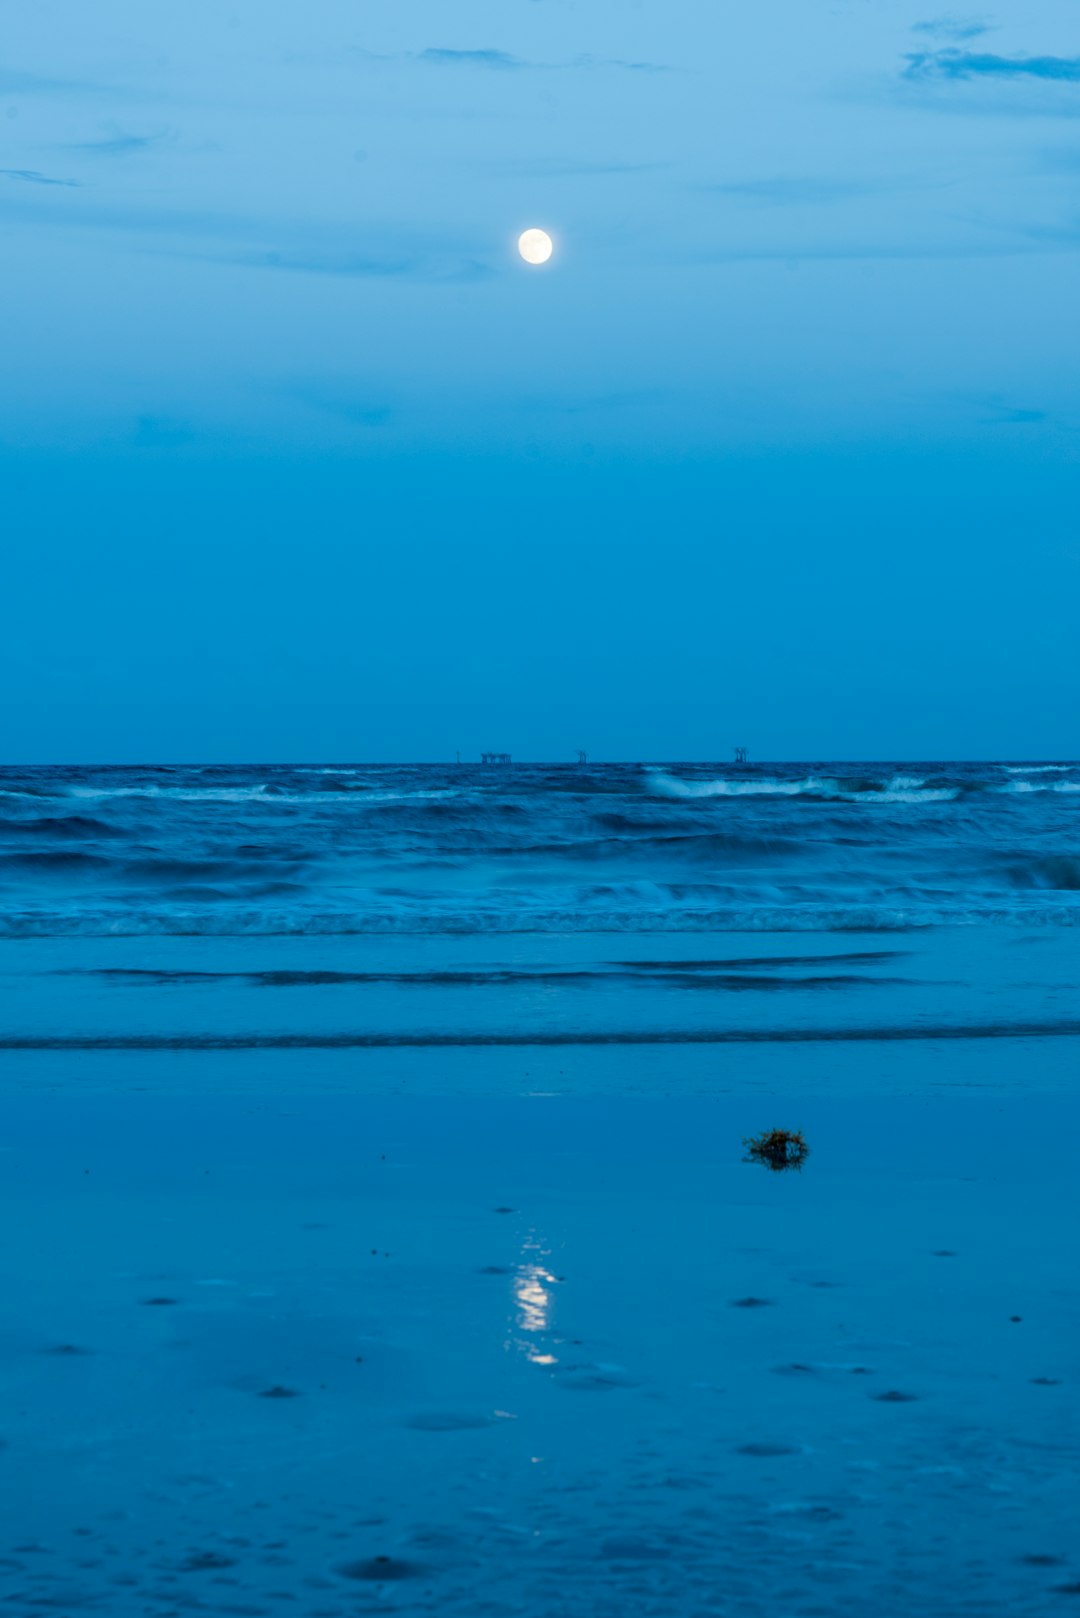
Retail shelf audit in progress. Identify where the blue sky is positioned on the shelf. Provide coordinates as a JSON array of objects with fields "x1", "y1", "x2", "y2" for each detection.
[{"x1": 3, "y1": 0, "x2": 1079, "y2": 761}]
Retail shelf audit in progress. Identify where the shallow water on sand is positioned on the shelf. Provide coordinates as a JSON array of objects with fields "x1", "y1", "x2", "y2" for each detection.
[
  {"x1": 2, "y1": 1073, "x2": 1078, "y2": 1617},
  {"x1": 3, "y1": 927, "x2": 1080, "y2": 1052}
]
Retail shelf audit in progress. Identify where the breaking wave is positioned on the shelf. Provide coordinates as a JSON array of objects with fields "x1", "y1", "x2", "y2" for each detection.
[
  {"x1": 1001, "y1": 779, "x2": 1080, "y2": 795},
  {"x1": 1003, "y1": 764, "x2": 1075, "y2": 774},
  {"x1": 646, "y1": 770, "x2": 959, "y2": 805}
]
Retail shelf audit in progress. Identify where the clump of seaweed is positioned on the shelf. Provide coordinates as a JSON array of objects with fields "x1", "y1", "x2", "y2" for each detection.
[{"x1": 744, "y1": 1127, "x2": 809, "y2": 1172}]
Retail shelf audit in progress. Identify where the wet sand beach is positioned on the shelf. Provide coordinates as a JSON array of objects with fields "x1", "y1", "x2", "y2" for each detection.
[{"x1": 2, "y1": 1043, "x2": 1078, "y2": 1617}]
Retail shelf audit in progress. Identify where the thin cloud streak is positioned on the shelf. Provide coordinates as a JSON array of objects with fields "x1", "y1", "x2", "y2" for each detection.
[
  {"x1": 222, "y1": 246, "x2": 494, "y2": 283},
  {"x1": 912, "y1": 19, "x2": 991, "y2": 42},
  {"x1": 0, "y1": 187, "x2": 493, "y2": 282},
  {"x1": 70, "y1": 128, "x2": 170, "y2": 155},
  {"x1": 287, "y1": 385, "x2": 394, "y2": 428},
  {"x1": 905, "y1": 50, "x2": 1080, "y2": 82},
  {"x1": 681, "y1": 238, "x2": 1080, "y2": 268},
  {"x1": 418, "y1": 47, "x2": 522, "y2": 69},
  {"x1": 705, "y1": 177, "x2": 891, "y2": 205},
  {"x1": 988, "y1": 406, "x2": 1048, "y2": 424},
  {"x1": 0, "y1": 66, "x2": 100, "y2": 94},
  {"x1": 5, "y1": 176, "x2": 1075, "y2": 281},
  {"x1": 1, "y1": 167, "x2": 81, "y2": 187},
  {"x1": 355, "y1": 46, "x2": 667, "y2": 74}
]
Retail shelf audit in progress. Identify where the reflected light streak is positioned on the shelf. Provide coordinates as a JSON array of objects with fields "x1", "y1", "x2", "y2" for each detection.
[{"x1": 513, "y1": 1235, "x2": 560, "y2": 1365}]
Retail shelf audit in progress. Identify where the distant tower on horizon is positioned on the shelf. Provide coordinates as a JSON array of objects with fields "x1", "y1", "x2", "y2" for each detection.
[
  {"x1": 577, "y1": 750, "x2": 587, "y2": 765},
  {"x1": 734, "y1": 746, "x2": 749, "y2": 764}
]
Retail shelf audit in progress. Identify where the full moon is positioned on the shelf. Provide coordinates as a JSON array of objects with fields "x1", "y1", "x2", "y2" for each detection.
[{"x1": 518, "y1": 227, "x2": 554, "y2": 266}]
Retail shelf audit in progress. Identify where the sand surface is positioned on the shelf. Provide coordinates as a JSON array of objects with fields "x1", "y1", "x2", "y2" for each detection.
[{"x1": 2, "y1": 1049, "x2": 1078, "y2": 1616}]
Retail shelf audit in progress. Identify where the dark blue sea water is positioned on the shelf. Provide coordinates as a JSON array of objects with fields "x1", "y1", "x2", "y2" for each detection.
[
  {"x1": 2, "y1": 760, "x2": 1078, "y2": 938},
  {"x1": 3, "y1": 758, "x2": 1079, "y2": 1055}
]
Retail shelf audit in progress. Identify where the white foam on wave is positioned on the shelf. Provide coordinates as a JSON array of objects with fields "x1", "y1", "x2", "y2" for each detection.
[
  {"x1": 1004, "y1": 764, "x2": 1076, "y2": 775},
  {"x1": 1002, "y1": 780, "x2": 1080, "y2": 795},
  {"x1": 854, "y1": 787, "x2": 957, "y2": 805},
  {"x1": 70, "y1": 785, "x2": 274, "y2": 802},
  {"x1": 647, "y1": 771, "x2": 955, "y2": 805},
  {"x1": 648, "y1": 771, "x2": 838, "y2": 800}
]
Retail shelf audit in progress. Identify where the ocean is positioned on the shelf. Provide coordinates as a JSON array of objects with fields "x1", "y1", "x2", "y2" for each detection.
[
  {"x1": 3, "y1": 759, "x2": 1080, "y2": 939},
  {"x1": 2, "y1": 759, "x2": 1079, "y2": 1055}
]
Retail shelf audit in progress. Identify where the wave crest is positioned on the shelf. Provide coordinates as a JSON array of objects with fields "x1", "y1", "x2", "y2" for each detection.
[{"x1": 646, "y1": 770, "x2": 957, "y2": 805}]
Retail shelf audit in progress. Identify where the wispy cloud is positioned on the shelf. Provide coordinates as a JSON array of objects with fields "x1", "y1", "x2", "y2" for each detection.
[
  {"x1": 287, "y1": 385, "x2": 393, "y2": 428},
  {"x1": 575, "y1": 55, "x2": 667, "y2": 74},
  {"x1": 905, "y1": 50, "x2": 1080, "y2": 83},
  {"x1": 977, "y1": 402, "x2": 1049, "y2": 425},
  {"x1": 417, "y1": 47, "x2": 522, "y2": 69},
  {"x1": 0, "y1": 167, "x2": 80, "y2": 188},
  {"x1": 70, "y1": 127, "x2": 170, "y2": 155},
  {"x1": 219, "y1": 246, "x2": 494, "y2": 285},
  {"x1": 683, "y1": 237, "x2": 1080, "y2": 268},
  {"x1": 912, "y1": 19, "x2": 990, "y2": 43},
  {"x1": 0, "y1": 67, "x2": 95, "y2": 95},
  {"x1": 358, "y1": 46, "x2": 667, "y2": 74},
  {"x1": 1016, "y1": 216, "x2": 1080, "y2": 248},
  {"x1": 0, "y1": 184, "x2": 496, "y2": 284},
  {"x1": 706, "y1": 177, "x2": 886, "y2": 205}
]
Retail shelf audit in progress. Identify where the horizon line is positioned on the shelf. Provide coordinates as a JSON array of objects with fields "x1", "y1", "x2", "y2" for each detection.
[{"x1": 2, "y1": 757, "x2": 1077, "y2": 770}]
